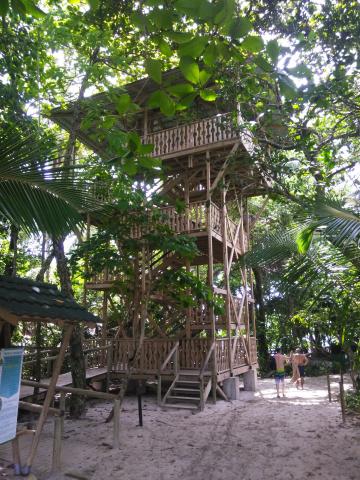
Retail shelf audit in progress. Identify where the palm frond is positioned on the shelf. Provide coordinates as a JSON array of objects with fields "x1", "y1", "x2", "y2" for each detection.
[{"x1": 0, "y1": 124, "x2": 102, "y2": 235}]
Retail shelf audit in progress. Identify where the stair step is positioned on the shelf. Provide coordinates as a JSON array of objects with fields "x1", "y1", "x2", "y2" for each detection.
[
  {"x1": 163, "y1": 403, "x2": 198, "y2": 410},
  {"x1": 173, "y1": 388, "x2": 200, "y2": 393},
  {"x1": 179, "y1": 370, "x2": 204, "y2": 376},
  {"x1": 177, "y1": 380, "x2": 200, "y2": 385},
  {"x1": 168, "y1": 395, "x2": 200, "y2": 401}
]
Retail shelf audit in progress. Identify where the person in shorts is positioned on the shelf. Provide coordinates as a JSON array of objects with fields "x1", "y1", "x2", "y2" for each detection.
[
  {"x1": 273, "y1": 348, "x2": 290, "y2": 398},
  {"x1": 292, "y1": 348, "x2": 309, "y2": 389}
]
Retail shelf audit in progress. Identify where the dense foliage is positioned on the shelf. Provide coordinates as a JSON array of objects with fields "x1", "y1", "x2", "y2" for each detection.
[{"x1": 0, "y1": 0, "x2": 359, "y2": 391}]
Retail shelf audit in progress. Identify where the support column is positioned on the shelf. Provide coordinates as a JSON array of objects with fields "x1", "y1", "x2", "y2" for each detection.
[
  {"x1": 24, "y1": 323, "x2": 74, "y2": 474},
  {"x1": 221, "y1": 188, "x2": 233, "y2": 375},
  {"x1": 223, "y1": 376, "x2": 240, "y2": 400},
  {"x1": 243, "y1": 367, "x2": 258, "y2": 392},
  {"x1": 206, "y1": 151, "x2": 217, "y2": 403},
  {"x1": 185, "y1": 173, "x2": 191, "y2": 339},
  {"x1": 102, "y1": 290, "x2": 108, "y2": 366}
]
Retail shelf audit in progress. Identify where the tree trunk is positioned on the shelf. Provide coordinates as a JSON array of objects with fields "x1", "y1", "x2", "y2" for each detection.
[
  {"x1": 0, "y1": 225, "x2": 19, "y2": 347},
  {"x1": 253, "y1": 267, "x2": 269, "y2": 370},
  {"x1": 53, "y1": 237, "x2": 87, "y2": 418}
]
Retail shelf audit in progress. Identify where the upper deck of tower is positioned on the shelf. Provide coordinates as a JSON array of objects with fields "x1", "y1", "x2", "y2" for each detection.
[{"x1": 50, "y1": 69, "x2": 270, "y2": 197}]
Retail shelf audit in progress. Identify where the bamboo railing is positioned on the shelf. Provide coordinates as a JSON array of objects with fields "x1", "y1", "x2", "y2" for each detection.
[{"x1": 145, "y1": 112, "x2": 238, "y2": 157}]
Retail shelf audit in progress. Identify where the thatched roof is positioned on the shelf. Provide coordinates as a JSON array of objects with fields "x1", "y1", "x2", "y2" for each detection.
[{"x1": 0, "y1": 276, "x2": 100, "y2": 326}]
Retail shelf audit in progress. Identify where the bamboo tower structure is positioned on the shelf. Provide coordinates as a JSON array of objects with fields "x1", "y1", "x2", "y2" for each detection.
[{"x1": 51, "y1": 70, "x2": 269, "y2": 410}]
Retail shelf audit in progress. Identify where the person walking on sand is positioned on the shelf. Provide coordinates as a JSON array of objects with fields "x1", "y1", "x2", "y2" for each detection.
[
  {"x1": 290, "y1": 348, "x2": 309, "y2": 389},
  {"x1": 273, "y1": 348, "x2": 290, "y2": 398}
]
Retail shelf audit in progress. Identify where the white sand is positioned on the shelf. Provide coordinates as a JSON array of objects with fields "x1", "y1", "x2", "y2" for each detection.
[{"x1": 0, "y1": 375, "x2": 359, "y2": 480}]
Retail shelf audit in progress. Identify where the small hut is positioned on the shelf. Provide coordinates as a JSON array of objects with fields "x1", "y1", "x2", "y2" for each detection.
[{"x1": 0, "y1": 275, "x2": 100, "y2": 475}]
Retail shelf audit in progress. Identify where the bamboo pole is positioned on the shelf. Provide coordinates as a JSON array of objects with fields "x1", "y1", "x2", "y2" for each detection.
[
  {"x1": 339, "y1": 370, "x2": 346, "y2": 424},
  {"x1": 24, "y1": 323, "x2": 74, "y2": 474},
  {"x1": 113, "y1": 399, "x2": 120, "y2": 449},
  {"x1": 221, "y1": 188, "x2": 232, "y2": 375},
  {"x1": 327, "y1": 373, "x2": 332, "y2": 402},
  {"x1": 206, "y1": 151, "x2": 217, "y2": 404}
]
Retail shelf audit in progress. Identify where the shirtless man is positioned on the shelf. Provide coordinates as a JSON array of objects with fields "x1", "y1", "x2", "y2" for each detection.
[
  {"x1": 291, "y1": 348, "x2": 309, "y2": 389},
  {"x1": 273, "y1": 348, "x2": 290, "y2": 398}
]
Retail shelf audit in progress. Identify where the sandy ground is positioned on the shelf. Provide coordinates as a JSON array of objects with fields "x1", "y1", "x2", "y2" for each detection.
[{"x1": 0, "y1": 375, "x2": 359, "y2": 480}]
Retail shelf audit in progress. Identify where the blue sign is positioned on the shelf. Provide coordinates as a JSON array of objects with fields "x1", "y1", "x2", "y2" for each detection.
[{"x1": 0, "y1": 348, "x2": 24, "y2": 444}]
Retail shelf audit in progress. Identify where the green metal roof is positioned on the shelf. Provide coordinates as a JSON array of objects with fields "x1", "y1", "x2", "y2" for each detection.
[{"x1": 0, "y1": 276, "x2": 101, "y2": 325}]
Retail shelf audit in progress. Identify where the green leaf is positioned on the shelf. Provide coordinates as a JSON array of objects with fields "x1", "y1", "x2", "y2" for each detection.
[
  {"x1": 123, "y1": 159, "x2": 137, "y2": 176},
  {"x1": 11, "y1": 0, "x2": 26, "y2": 16},
  {"x1": 159, "y1": 93, "x2": 175, "y2": 116},
  {"x1": 137, "y1": 144, "x2": 154, "y2": 155},
  {"x1": 175, "y1": 0, "x2": 198, "y2": 13},
  {"x1": 167, "y1": 31, "x2": 193, "y2": 44},
  {"x1": 148, "y1": 9, "x2": 173, "y2": 29},
  {"x1": 177, "y1": 92, "x2": 197, "y2": 108},
  {"x1": 266, "y1": 39, "x2": 281, "y2": 63},
  {"x1": 157, "y1": 39, "x2": 172, "y2": 57},
  {"x1": 145, "y1": 59, "x2": 162, "y2": 85},
  {"x1": 241, "y1": 35, "x2": 264, "y2": 53},
  {"x1": 255, "y1": 55, "x2": 273, "y2": 73},
  {"x1": 287, "y1": 63, "x2": 313, "y2": 79},
  {"x1": 147, "y1": 90, "x2": 175, "y2": 116},
  {"x1": 147, "y1": 90, "x2": 163, "y2": 108},
  {"x1": 130, "y1": 11, "x2": 147, "y2": 28},
  {"x1": 296, "y1": 227, "x2": 314, "y2": 254},
  {"x1": 179, "y1": 57, "x2": 200, "y2": 84},
  {"x1": 115, "y1": 93, "x2": 132, "y2": 114},
  {"x1": 200, "y1": 88, "x2": 217, "y2": 101},
  {"x1": 127, "y1": 132, "x2": 141, "y2": 151},
  {"x1": 278, "y1": 74, "x2": 297, "y2": 99},
  {"x1": 0, "y1": 0, "x2": 9, "y2": 16},
  {"x1": 229, "y1": 17, "x2": 252, "y2": 38},
  {"x1": 139, "y1": 156, "x2": 161, "y2": 169},
  {"x1": 197, "y1": 0, "x2": 217, "y2": 21},
  {"x1": 199, "y1": 69, "x2": 212, "y2": 86},
  {"x1": 203, "y1": 43, "x2": 217, "y2": 66},
  {"x1": 167, "y1": 83, "x2": 194, "y2": 96},
  {"x1": 87, "y1": 0, "x2": 99, "y2": 10},
  {"x1": 178, "y1": 36, "x2": 208, "y2": 59}
]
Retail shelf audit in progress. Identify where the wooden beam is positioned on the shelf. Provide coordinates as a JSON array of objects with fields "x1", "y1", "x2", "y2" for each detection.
[
  {"x1": 209, "y1": 142, "x2": 240, "y2": 195},
  {"x1": 24, "y1": 323, "x2": 74, "y2": 474},
  {"x1": 0, "y1": 307, "x2": 19, "y2": 326}
]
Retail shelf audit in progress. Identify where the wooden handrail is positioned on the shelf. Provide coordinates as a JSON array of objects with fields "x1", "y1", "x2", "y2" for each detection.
[
  {"x1": 145, "y1": 112, "x2": 234, "y2": 139},
  {"x1": 159, "y1": 340, "x2": 179, "y2": 373},
  {"x1": 200, "y1": 341, "x2": 215, "y2": 379}
]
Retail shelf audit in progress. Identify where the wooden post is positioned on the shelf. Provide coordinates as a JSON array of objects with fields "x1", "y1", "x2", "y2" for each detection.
[
  {"x1": 327, "y1": 373, "x2": 332, "y2": 402},
  {"x1": 113, "y1": 398, "x2": 120, "y2": 448},
  {"x1": 102, "y1": 290, "x2": 108, "y2": 366},
  {"x1": 339, "y1": 371, "x2": 346, "y2": 424},
  {"x1": 106, "y1": 340, "x2": 113, "y2": 392},
  {"x1": 24, "y1": 323, "x2": 74, "y2": 474},
  {"x1": 52, "y1": 415, "x2": 62, "y2": 471},
  {"x1": 206, "y1": 151, "x2": 217, "y2": 403},
  {"x1": 221, "y1": 187, "x2": 233, "y2": 375},
  {"x1": 83, "y1": 213, "x2": 91, "y2": 307},
  {"x1": 157, "y1": 374, "x2": 162, "y2": 405},
  {"x1": 185, "y1": 174, "x2": 191, "y2": 339}
]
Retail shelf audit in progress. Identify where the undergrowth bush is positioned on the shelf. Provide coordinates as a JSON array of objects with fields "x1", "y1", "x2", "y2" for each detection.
[{"x1": 345, "y1": 390, "x2": 360, "y2": 413}]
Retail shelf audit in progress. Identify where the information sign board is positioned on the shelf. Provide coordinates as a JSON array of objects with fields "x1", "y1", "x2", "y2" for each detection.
[{"x1": 0, "y1": 348, "x2": 24, "y2": 444}]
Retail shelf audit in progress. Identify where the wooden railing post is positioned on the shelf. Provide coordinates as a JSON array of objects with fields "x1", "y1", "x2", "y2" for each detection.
[
  {"x1": 106, "y1": 340, "x2": 114, "y2": 392},
  {"x1": 52, "y1": 413, "x2": 62, "y2": 472},
  {"x1": 212, "y1": 345, "x2": 217, "y2": 404},
  {"x1": 200, "y1": 376, "x2": 204, "y2": 411},
  {"x1": 113, "y1": 399, "x2": 120, "y2": 448}
]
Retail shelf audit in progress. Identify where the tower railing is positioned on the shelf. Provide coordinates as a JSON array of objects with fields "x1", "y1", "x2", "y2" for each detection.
[{"x1": 145, "y1": 112, "x2": 238, "y2": 157}]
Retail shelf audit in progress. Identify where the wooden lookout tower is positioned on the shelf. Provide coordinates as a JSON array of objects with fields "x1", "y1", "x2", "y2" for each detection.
[{"x1": 51, "y1": 70, "x2": 269, "y2": 410}]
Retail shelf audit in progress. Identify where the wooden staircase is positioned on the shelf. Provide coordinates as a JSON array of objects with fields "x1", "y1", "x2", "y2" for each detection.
[{"x1": 161, "y1": 370, "x2": 212, "y2": 411}]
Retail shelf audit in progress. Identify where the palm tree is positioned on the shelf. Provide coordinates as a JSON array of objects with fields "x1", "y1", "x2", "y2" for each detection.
[{"x1": 0, "y1": 124, "x2": 99, "y2": 236}]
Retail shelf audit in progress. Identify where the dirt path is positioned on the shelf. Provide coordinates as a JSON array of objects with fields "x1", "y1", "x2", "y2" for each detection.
[{"x1": 0, "y1": 376, "x2": 359, "y2": 480}]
